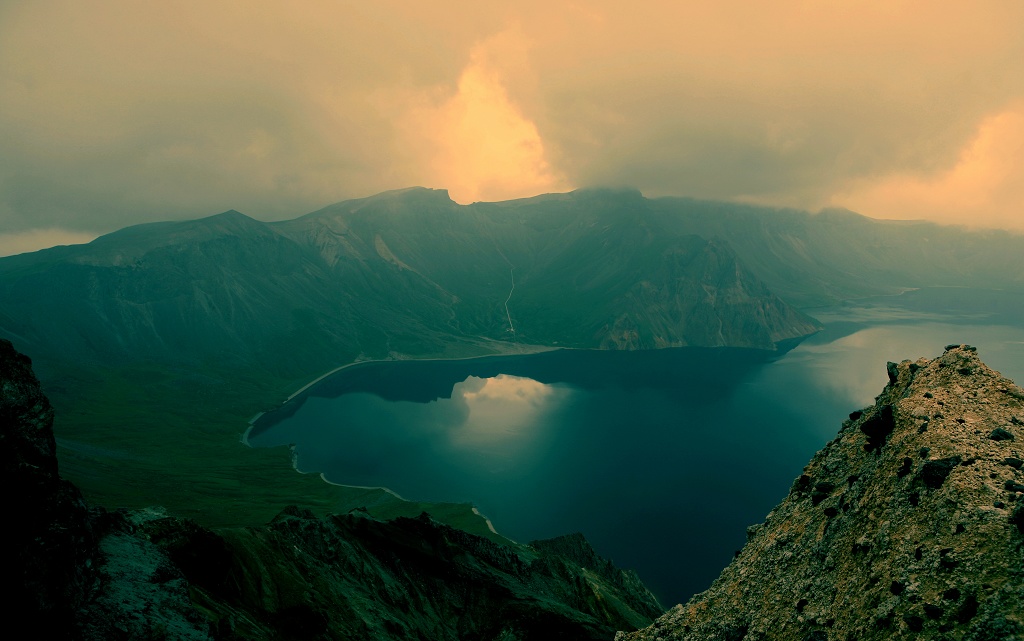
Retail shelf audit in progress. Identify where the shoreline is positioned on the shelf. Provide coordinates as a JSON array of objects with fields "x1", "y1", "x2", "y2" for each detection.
[
  {"x1": 241, "y1": 340, "x2": 559, "y2": 443},
  {"x1": 252, "y1": 341, "x2": 560, "y2": 427},
  {"x1": 241, "y1": 331, "x2": 820, "y2": 444}
]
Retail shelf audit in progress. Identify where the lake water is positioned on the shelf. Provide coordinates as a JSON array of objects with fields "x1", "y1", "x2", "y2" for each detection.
[{"x1": 247, "y1": 289, "x2": 1024, "y2": 605}]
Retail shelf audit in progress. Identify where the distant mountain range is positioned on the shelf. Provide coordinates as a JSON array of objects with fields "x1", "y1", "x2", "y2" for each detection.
[
  {"x1": 5, "y1": 187, "x2": 1022, "y2": 381},
  {"x1": 0, "y1": 187, "x2": 824, "y2": 379}
]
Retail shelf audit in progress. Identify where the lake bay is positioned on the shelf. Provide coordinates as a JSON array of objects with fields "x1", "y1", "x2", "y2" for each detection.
[{"x1": 248, "y1": 290, "x2": 1024, "y2": 605}]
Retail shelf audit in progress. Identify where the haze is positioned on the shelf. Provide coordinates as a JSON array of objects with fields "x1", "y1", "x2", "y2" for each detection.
[{"x1": 2, "y1": 1, "x2": 1023, "y2": 255}]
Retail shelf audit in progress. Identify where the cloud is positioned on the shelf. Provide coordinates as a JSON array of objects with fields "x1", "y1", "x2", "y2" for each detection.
[
  {"x1": 461, "y1": 374, "x2": 554, "y2": 405},
  {"x1": 452, "y1": 374, "x2": 565, "y2": 447},
  {"x1": 830, "y1": 104, "x2": 1024, "y2": 230},
  {"x1": 0, "y1": 1, "x2": 490, "y2": 232},
  {"x1": 395, "y1": 28, "x2": 570, "y2": 203},
  {"x1": 519, "y1": 2, "x2": 1024, "y2": 214},
  {"x1": 1, "y1": 1, "x2": 1023, "y2": 237},
  {"x1": 0, "y1": 228, "x2": 98, "y2": 257}
]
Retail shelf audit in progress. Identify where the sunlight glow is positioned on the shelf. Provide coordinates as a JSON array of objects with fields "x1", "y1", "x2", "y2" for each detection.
[
  {"x1": 403, "y1": 31, "x2": 570, "y2": 204},
  {"x1": 451, "y1": 374, "x2": 564, "y2": 445},
  {"x1": 833, "y1": 103, "x2": 1024, "y2": 231}
]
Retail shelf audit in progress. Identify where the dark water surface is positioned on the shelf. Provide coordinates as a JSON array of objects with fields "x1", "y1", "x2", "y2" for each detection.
[{"x1": 248, "y1": 297, "x2": 1024, "y2": 605}]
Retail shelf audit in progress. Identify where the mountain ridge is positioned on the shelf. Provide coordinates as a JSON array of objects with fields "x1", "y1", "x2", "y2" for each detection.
[
  {"x1": 619, "y1": 344, "x2": 1024, "y2": 640},
  {"x1": 0, "y1": 188, "x2": 823, "y2": 375}
]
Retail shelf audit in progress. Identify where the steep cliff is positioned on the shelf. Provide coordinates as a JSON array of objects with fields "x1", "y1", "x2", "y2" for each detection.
[
  {"x1": 0, "y1": 339, "x2": 662, "y2": 640},
  {"x1": 0, "y1": 339, "x2": 97, "y2": 637},
  {"x1": 620, "y1": 345, "x2": 1024, "y2": 641}
]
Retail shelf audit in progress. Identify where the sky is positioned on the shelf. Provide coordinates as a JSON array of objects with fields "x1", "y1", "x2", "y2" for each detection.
[{"x1": 1, "y1": 1, "x2": 1023, "y2": 255}]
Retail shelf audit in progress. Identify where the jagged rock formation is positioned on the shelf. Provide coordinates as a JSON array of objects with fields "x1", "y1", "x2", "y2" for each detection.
[
  {"x1": 619, "y1": 345, "x2": 1024, "y2": 641},
  {"x1": 0, "y1": 338, "x2": 662, "y2": 640},
  {"x1": 76, "y1": 508, "x2": 661, "y2": 640},
  {"x1": 0, "y1": 338, "x2": 97, "y2": 637}
]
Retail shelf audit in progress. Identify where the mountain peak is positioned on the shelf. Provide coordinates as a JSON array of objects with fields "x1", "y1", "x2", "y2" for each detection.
[
  {"x1": 622, "y1": 344, "x2": 1024, "y2": 640},
  {"x1": 360, "y1": 186, "x2": 455, "y2": 206},
  {"x1": 192, "y1": 208, "x2": 261, "y2": 229},
  {"x1": 210, "y1": 208, "x2": 247, "y2": 219}
]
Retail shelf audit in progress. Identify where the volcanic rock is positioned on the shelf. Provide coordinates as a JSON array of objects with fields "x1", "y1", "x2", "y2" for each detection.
[{"x1": 619, "y1": 345, "x2": 1024, "y2": 641}]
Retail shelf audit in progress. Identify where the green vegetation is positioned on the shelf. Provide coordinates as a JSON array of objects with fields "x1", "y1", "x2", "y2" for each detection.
[
  {"x1": 50, "y1": 362, "x2": 343, "y2": 527},
  {"x1": 46, "y1": 346, "x2": 541, "y2": 532},
  {"x1": 7, "y1": 187, "x2": 1024, "y2": 533}
]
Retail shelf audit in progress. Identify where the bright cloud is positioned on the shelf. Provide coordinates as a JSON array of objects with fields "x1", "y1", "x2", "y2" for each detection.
[
  {"x1": 1, "y1": 1, "x2": 1023, "y2": 234},
  {"x1": 832, "y1": 104, "x2": 1024, "y2": 230},
  {"x1": 399, "y1": 30, "x2": 570, "y2": 204},
  {"x1": 461, "y1": 374, "x2": 554, "y2": 405},
  {"x1": 452, "y1": 374, "x2": 564, "y2": 446}
]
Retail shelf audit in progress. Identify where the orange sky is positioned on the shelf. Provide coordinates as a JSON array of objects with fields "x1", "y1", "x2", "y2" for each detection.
[{"x1": 1, "y1": 1, "x2": 1022, "y2": 253}]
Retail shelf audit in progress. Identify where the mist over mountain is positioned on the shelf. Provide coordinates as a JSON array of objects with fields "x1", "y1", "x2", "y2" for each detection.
[
  {"x1": 5, "y1": 187, "x2": 1024, "y2": 382},
  {"x1": 648, "y1": 197, "x2": 1024, "y2": 307},
  {"x1": 0, "y1": 188, "x2": 827, "y2": 379}
]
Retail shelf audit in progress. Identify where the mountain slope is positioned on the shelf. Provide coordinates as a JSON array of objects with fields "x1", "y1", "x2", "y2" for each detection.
[
  {"x1": 0, "y1": 188, "x2": 821, "y2": 377},
  {"x1": 648, "y1": 197, "x2": 1024, "y2": 306},
  {"x1": 0, "y1": 207, "x2": 474, "y2": 375},
  {"x1": 620, "y1": 345, "x2": 1024, "y2": 641},
  {"x1": 6, "y1": 188, "x2": 1024, "y2": 376},
  {"x1": 0, "y1": 338, "x2": 664, "y2": 640}
]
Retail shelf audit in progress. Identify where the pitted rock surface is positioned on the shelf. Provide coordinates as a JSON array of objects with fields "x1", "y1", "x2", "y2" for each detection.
[{"x1": 619, "y1": 345, "x2": 1024, "y2": 641}]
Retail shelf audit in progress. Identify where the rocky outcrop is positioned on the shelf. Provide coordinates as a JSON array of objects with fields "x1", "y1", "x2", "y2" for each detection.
[
  {"x1": 619, "y1": 345, "x2": 1024, "y2": 641},
  {"x1": 144, "y1": 508, "x2": 660, "y2": 639},
  {"x1": 72, "y1": 506, "x2": 663, "y2": 640},
  {"x1": 0, "y1": 338, "x2": 97, "y2": 637},
  {"x1": 0, "y1": 338, "x2": 662, "y2": 640}
]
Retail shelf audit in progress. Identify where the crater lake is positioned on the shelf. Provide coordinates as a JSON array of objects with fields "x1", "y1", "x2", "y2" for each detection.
[{"x1": 246, "y1": 288, "x2": 1024, "y2": 605}]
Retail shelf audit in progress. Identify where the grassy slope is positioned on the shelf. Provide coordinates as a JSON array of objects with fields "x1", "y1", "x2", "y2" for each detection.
[{"x1": 44, "y1": 345, "x2": 529, "y2": 545}]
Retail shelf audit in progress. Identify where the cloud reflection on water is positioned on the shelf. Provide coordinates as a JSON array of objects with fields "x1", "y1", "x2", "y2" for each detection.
[{"x1": 450, "y1": 374, "x2": 569, "y2": 450}]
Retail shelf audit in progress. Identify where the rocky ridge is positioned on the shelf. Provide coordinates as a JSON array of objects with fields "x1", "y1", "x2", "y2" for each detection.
[
  {"x1": 619, "y1": 345, "x2": 1024, "y2": 641},
  {"x1": 0, "y1": 338, "x2": 97, "y2": 637},
  {"x1": 0, "y1": 338, "x2": 662, "y2": 640}
]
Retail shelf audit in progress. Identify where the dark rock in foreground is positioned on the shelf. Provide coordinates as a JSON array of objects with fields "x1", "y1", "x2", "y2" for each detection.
[
  {"x1": 0, "y1": 338, "x2": 662, "y2": 640},
  {"x1": 619, "y1": 345, "x2": 1024, "y2": 640},
  {"x1": 0, "y1": 339, "x2": 97, "y2": 638},
  {"x1": 76, "y1": 506, "x2": 661, "y2": 640}
]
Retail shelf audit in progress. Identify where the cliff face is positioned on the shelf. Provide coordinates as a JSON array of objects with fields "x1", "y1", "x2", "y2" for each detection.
[
  {"x1": 0, "y1": 338, "x2": 662, "y2": 640},
  {"x1": 0, "y1": 339, "x2": 97, "y2": 637},
  {"x1": 620, "y1": 345, "x2": 1024, "y2": 641}
]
